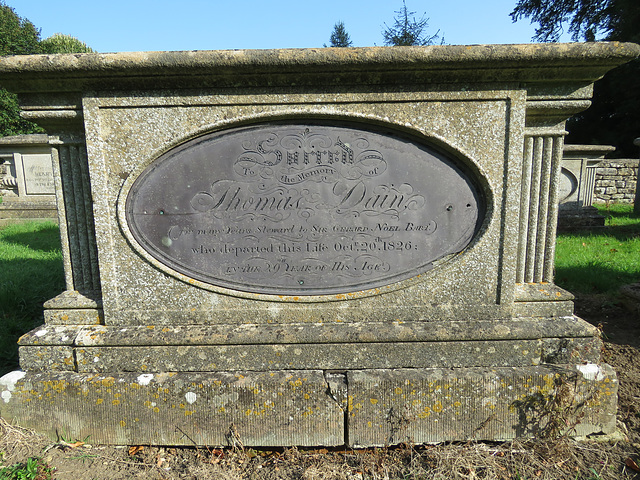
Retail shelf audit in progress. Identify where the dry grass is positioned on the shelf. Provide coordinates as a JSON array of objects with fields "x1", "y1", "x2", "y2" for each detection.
[{"x1": 1, "y1": 416, "x2": 638, "y2": 480}]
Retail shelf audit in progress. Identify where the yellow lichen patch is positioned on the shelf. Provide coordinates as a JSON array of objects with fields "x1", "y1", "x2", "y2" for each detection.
[
  {"x1": 218, "y1": 406, "x2": 226, "y2": 413},
  {"x1": 153, "y1": 407, "x2": 159, "y2": 413},
  {"x1": 370, "y1": 398, "x2": 378, "y2": 405},
  {"x1": 114, "y1": 393, "x2": 121, "y2": 399},
  {"x1": 162, "y1": 328, "x2": 171, "y2": 333},
  {"x1": 101, "y1": 378, "x2": 115, "y2": 387},
  {"x1": 146, "y1": 325, "x2": 155, "y2": 329},
  {"x1": 112, "y1": 399, "x2": 120, "y2": 406},
  {"x1": 304, "y1": 393, "x2": 310, "y2": 400},
  {"x1": 185, "y1": 410, "x2": 194, "y2": 416},
  {"x1": 453, "y1": 401, "x2": 462, "y2": 408},
  {"x1": 96, "y1": 398, "x2": 104, "y2": 405},
  {"x1": 418, "y1": 406, "x2": 431, "y2": 419},
  {"x1": 432, "y1": 401, "x2": 443, "y2": 413},
  {"x1": 119, "y1": 420, "x2": 126, "y2": 427},
  {"x1": 394, "y1": 387, "x2": 402, "y2": 395}
]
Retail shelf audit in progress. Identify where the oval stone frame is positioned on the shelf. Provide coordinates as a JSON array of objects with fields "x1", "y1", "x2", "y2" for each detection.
[{"x1": 123, "y1": 120, "x2": 486, "y2": 296}]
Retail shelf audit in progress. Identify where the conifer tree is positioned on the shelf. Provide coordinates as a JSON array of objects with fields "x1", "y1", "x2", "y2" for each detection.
[
  {"x1": 382, "y1": 0, "x2": 440, "y2": 46},
  {"x1": 328, "y1": 21, "x2": 353, "y2": 47}
]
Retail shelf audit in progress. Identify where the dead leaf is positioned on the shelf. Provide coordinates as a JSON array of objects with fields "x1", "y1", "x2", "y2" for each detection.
[
  {"x1": 625, "y1": 458, "x2": 640, "y2": 472},
  {"x1": 128, "y1": 445, "x2": 144, "y2": 456}
]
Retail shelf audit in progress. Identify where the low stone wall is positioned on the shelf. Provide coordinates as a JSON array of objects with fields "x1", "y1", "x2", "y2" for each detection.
[{"x1": 594, "y1": 159, "x2": 638, "y2": 203}]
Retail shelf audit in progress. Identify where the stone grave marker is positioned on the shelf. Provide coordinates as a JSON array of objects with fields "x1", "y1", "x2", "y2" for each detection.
[
  {"x1": 0, "y1": 135, "x2": 57, "y2": 225},
  {"x1": 558, "y1": 144, "x2": 615, "y2": 229},
  {"x1": 0, "y1": 43, "x2": 638, "y2": 446}
]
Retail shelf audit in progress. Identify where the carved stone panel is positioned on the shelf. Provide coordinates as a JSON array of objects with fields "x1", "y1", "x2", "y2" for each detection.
[{"x1": 126, "y1": 122, "x2": 484, "y2": 295}]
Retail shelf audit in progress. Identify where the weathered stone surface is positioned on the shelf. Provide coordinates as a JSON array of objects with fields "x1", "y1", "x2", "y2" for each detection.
[
  {"x1": 512, "y1": 301, "x2": 574, "y2": 318},
  {"x1": 16, "y1": 317, "x2": 601, "y2": 373},
  {"x1": 68, "y1": 317, "x2": 597, "y2": 346},
  {"x1": 43, "y1": 290, "x2": 102, "y2": 310},
  {"x1": 347, "y1": 365, "x2": 617, "y2": 446},
  {"x1": 514, "y1": 283, "x2": 575, "y2": 303},
  {"x1": 75, "y1": 341, "x2": 544, "y2": 373},
  {"x1": 0, "y1": 370, "x2": 345, "y2": 446},
  {"x1": 44, "y1": 309, "x2": 103, "y2": 325},
  {"x1": 18, "y1": 346, "x2": 74, "y2": 371}
]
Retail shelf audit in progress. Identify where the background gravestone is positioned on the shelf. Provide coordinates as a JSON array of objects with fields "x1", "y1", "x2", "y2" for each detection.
[
  {"x1": 557, "y1": 144, "x2": 615, "y2": 229},
  {"x1": 0, "y1": 134, "x2": 57, "y2": 226}
]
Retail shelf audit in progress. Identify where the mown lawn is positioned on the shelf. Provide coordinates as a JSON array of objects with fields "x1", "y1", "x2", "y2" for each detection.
[
  {"x1": 555, "y1": 204, "x2": 640, "y2": 294},
  {"x1": 0, "y1": 221, "x2": 64, "y2": 375}
]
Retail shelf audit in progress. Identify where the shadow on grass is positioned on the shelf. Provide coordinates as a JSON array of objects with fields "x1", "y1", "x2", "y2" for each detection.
[
  {"x1": 0, "y1": 223, "x2": 65, "y2": 376},
  {"x1": 555, "y1": 263, "x2": 640, "y2": 296},
  {"x1": 1, "y1": 222, "x2": 62, "y2": 253}
]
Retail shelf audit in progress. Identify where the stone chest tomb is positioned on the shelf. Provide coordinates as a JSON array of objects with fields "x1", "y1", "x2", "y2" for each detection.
[{"x1": 0, "y1": 43, "x2": 638, "y2": 446}]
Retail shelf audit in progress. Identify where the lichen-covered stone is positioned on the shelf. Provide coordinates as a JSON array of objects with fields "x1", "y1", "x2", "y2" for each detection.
[
  {"x1": 0, "y1": 370, "x2": 345, "y2": 446},
  {"x1": 348, "y1": 365, "x2": 617, "y2": 446}
]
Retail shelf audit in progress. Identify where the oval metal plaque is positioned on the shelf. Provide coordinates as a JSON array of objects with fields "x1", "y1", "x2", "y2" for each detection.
[{"x1": 125, "y1": 122, "x2": 484, "y2": 295}]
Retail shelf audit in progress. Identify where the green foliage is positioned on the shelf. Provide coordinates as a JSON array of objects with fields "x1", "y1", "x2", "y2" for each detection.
[
  {"x1": 382, "y1": 0, "x2": 440, "y2": 46},
  {"x1": 327, "y1": 21, "x2": 353, "y2": 48},
  {"x1": 0, "y1": 2, "x2": 41, "y2": 56},
  {"x1": 0, "y1": 221, "x2": 64, "y2": 376},
  {"x1": 0, "y1": 88, "x2": 43, "y2": 137},
  {"x1": 510, "y1": 0, "x2": 639, "y2": 43},
  {"x1": 510, "y1": 0, "x2": 640, "y2": 157},
  {"x1": 555, "y1": 204, "x2": 640, "y2": 294},
  {"x1": 0, "y1": 456, "x2": 53, "y2": 480},
  {"x1": 0, "y1": 4, "x2": 94, "y2": 137},
  {"x1": 40, "y1": 33, "x2": 94, "y2": 54}
]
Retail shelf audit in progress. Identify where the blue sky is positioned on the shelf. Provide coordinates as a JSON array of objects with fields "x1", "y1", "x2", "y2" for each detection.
[{"x1": 12, "y1": 0, "x2": 570, "y2": 53}]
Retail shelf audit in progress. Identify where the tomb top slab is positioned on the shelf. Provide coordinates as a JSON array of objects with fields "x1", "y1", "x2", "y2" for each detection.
[{"x1": 0, "y1": 43, "x2": 638, "y2": 92}]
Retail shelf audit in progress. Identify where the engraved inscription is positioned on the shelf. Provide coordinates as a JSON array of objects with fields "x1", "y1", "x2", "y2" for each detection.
[
  {"x1": 22, "y1": 154, "x2": 54, "y2": 195},
  {"x1": 126, "y1": 122, "x2": 483, "y2": 295}
]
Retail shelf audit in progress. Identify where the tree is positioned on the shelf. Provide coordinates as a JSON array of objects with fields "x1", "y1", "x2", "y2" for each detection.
[
  {"x1": 40, "y1": 33, "x2": 94, "y2": 54},
  {"x1": 0, "y1": 3, "x2": 95, "y2": 137},
  {"x1": 0, "y1": 1, "x2": 41, "y2": 56},
  {"x1": 0, "y1": 2, "x2": 43, "y2": 137},
  {"x1": 382, "y1": 0, "x2": 440, "y2": 46},
  {"x1": 510, "y1": 0, "x2": 639, "y2": 43},
  {"x1": 327, "y1": 21, "x2": 353, "y2": 48},
  {"x1": 511, "y1": 0, "x2": 640, "y2": 157}
]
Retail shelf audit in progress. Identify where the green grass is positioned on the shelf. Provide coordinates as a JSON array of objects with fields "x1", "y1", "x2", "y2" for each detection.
[
  {"x1": 555, "y1": 204, "x2": 640, "y2": 295},
  {"x1": 0, "y1": 221, "x2": 64, "y2": 376},
  {"x1": 0, "y1": 456, "x2": 53, "y2": 480}
]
